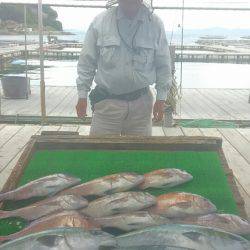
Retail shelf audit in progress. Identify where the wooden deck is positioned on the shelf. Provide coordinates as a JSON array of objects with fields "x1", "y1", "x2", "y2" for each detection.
[
  {"x1": 0, "y1": 124, "x2": 249, "y2": 218},
  {"x1": 1, "y1": 87, "x2": 250, "y2": 121}
]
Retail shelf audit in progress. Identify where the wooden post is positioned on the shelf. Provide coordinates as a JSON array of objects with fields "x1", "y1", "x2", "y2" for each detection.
[
  {"x1": 24, "y1": 5, "x2": 28, "y2": 81},
  {"x1": 38, "y1": 0, "x2": 46, "y2": 121}
]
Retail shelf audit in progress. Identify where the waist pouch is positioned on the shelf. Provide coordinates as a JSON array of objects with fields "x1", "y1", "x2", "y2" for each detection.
[{"x1": 89, "y1": 86, "x2": 148, "y2": 111}]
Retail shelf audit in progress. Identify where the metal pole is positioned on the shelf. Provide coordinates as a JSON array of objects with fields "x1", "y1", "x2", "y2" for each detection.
[
  {"x1": 3, "y1": 2, "x2": 250, "y2": 11},
  {"x1": 24, "y1": 5, "x2": 28, "y2": 91},
  {"x1": 24, "y1": 5, "x2": 28, "y2": 79},
  {"x1": 38, "y1": 0, "x2": 46, "y2": 120}
]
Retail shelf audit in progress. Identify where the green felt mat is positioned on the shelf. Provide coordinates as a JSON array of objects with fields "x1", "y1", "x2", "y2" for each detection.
[{"x1": 0, "y1": 150, "x2": 239, "y2": 236}]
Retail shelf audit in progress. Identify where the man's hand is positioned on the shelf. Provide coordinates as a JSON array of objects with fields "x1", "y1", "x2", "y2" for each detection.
[
  {"x1": 153, "y1": 100, "x2": 165, "y2": 122},
  {"x1": 76, "y1": 98, "x2": 87, "y2": 118}
]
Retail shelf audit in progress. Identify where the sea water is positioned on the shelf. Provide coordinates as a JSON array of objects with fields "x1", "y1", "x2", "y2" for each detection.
[{"x1": 4, "y1": 59, "x2": 250, "y2": 89}]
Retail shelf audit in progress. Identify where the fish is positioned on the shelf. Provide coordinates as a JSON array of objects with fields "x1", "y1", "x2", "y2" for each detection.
[
  {"x1": 148, "y1": 192, "x2": 217, "y2": 218},
  {"x1": 94, "y1": 211, "x2": 170, "y2": 232},
  {"x1": 172, "y1": 213, "x2": 250, "y2": 235},
  {"x1": 139, "y1": 169, "x2": 193, "y2": 190},
  {"x1": 0, "y1": 211, "x2": 99, "y2": 243},
  {"x1": 81, "y1": 192, "x2": 156, "y2": 218},
  {"x1": 116, "y1": 224, "x2": 250, "y2": 250},
  {"x1": 0, "y1": 195, "x2": 88, "y2": 221},
  {"x1": 0, "y1": 227, "x2": 117, "y2": 250},
  {"x1": 60, "y1": 172, "x2": 144, "y2": 198},
  {"x1": 115, "y1": 246, "x2": 194, "y2": 250},
  {"x1": 0, "y1": 174, "x2": 81, "y2": 202}
]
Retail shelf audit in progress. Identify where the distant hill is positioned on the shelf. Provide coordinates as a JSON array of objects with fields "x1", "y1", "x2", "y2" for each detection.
[{"x1": 0, "y1": 4, "x2": 63, "y2": 32}]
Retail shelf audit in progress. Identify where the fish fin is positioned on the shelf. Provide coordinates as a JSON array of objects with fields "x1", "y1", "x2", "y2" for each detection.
[
  {"x1": 36, "y1": 235, "x2": 64, "y2": 247},
  {"x1": 183, "y1": 232, "x2": 203, "y2": 242},
  {"x1": 175, "y1": 201, "x2": 192, "y2": 209}
]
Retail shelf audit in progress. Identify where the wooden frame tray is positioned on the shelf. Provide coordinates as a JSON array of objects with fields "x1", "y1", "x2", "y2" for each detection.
[{"x1": 1, "y1": 132, "x2": 247, "y2": 218}]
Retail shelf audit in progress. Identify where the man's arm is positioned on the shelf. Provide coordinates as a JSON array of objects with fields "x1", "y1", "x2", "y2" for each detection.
[
  {"x1": 153, "y1": 18, "x2": 172, "y2": 121},
  {"x1": 76, "y1": 23, "x2": 98, "y2": 117}
]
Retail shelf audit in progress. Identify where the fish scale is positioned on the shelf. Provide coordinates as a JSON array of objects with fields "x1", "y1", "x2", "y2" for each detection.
[
  {"x1": 0, "y1": 174, "x2": 81, "y2": 202},
  {"x1": 116, "y1": 224, "x2": 250, "y2": 250},
  {"x1": 0, "y1": 227, "x2": 116, "y2": 250},
  {"x1": 81, "y1": 192, "x2": 156, "y2": 218},
  {"x1": 0, "y1": 195, "x2": 88, "y2": 221},
  {"x1": 60, "y1": 173, "x2": 144, "y2": 198}
]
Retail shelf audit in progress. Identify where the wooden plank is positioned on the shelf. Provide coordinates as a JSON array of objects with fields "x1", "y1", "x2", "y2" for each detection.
[
  {"x1": 185, "y1": 89, "x2": 218, "y2": 119},
  {"x1": 56, "y1": 88, "x2": 77, "y2": 117},
  {"x1": 22, "y1": 86, "x2": 62, "y2": 116},
  {"x1": 202, "y1": 89, "x2": 248, "y2": 120},
  {"x1": 218, "y1": 128, "x2": 250, "y2": 164},
  {"x1": 197, "y1": 89, "x2": 238, "y2": 120},
  {"x1": 200, "y1": 128, "x2": 250, "y2": 212},
  {"x1": 39, "y1": 125, "x2": 61, "y2": 133},
  {"x1": 78, "y1": 125, "x2": 90, "y2": 136},
  {"x1": 0, "y1": 125, "x2": 41, "y2": 173},
  {"x1": 0, "y1": 151, "x2": 22, "y2": 191},
  {"x1": 1, "y1": 86, "x2": 41, "y2": 115},
  {"x1": 45, "y1": 86, "x2": 71, "y2": 116},
  {"x1": 0, "y1": 137, "x2": 37, "y2": 193},
  {"x1": 152, "y1": 127, "x2": 165, "y2": 136},
  {"x1": 237, "y1": 128, "x2": 250, "y2": 143},
  {"x1": 1, "y1": 88, "x2": 250, "y2": 120},
  {"x1": 235, "y1": 178, "x2": 250, "y2": 220},
  {"x1": 0, "y1": 125, "x2": 24, "y2": 148},
  {"x1": 175, "y1": 92, "x2": 199, "y2": 119},
  {"x1": 13, "y1": 86, "x2": 44, "y2": 116},
  {"x1": 35, "y1": 135, "x2": 221, "y2": 153},
  {"x1": 0, "y1": 124, "x2": 6, "y2": 131},
  {"x1": 59, "y1": 125, "x2": 79, "y2": 132},
  {"x1": 163, "y1": 127, "x2": 184, "y2": 136},
  {"x1": 181, "y1": 127, "x2": 203, "y2": 136},
  {"x1": 195, "y1": 89, "x2": 233, "y2": 120},
  {"x1": 47, "y1": 87, "x2": 75, "y2": 116},
  {"x1": 179, "y1": 89, "x2": 206, "y2": 119}
]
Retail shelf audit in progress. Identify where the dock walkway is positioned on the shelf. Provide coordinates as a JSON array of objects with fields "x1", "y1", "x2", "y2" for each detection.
[
  {"x1": 0, "y1": 124, "x2": 249, "y2": 219},
  {"x1": 1, "y1": 87, "x2": 249, "y2": 121}
]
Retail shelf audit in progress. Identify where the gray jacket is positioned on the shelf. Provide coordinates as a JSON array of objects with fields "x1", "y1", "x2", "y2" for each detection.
[{"x1": 76, "y1": 6, "x2": 172, "y2": 100}]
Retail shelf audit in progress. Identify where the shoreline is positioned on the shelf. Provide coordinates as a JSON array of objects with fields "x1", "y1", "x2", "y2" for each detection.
[{"x1": 0, "y1": 31, "x2": 74, "y2": 36}]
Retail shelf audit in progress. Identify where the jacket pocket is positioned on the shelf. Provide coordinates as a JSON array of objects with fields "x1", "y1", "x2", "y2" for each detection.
[
  {"x1": 133, "y1": 40, "x2": 155, "y2": 71},
  {"x1": 98, "y1": 38, "x2": 121, "y2": 70}
]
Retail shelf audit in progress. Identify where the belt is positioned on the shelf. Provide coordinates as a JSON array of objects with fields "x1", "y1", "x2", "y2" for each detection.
[
  {"x1": 89, "y1": 86, "x2": 148, "y2": 111},
  {"x1": 110, "y1": 87, "x2": 148, "y2": 101}
]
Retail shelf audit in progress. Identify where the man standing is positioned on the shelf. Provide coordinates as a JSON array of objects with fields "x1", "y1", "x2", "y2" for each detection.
[{"x1": 76, "y1": 0, "x2": 172, "y2": 136}]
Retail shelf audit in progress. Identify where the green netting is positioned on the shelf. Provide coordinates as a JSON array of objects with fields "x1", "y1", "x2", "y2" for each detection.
[
  {"x1": 179, "y1": 119, "x2": 238, "y2": 128},
  {"x1": 0, "y1": 150, "x2": 239, "y2": 236}
]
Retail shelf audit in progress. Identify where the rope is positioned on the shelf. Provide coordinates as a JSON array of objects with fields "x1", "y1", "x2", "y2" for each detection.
[{"x1": 165, "y1": 0, "x2": 185, "y2": 117}]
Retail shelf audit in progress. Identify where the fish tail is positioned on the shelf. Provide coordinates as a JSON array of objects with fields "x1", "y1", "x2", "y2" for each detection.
[{"x1": 0, "y1": 210, "x2": 13, "y2": 219}]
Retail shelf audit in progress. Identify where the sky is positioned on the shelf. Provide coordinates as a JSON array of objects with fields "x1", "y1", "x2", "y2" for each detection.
[
  {"x1": 54, "y1": 7, "x2": 250, "y2": 31},
  {"x1": 1, "y1": 0, "x2": 250, "y2": 31}
]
